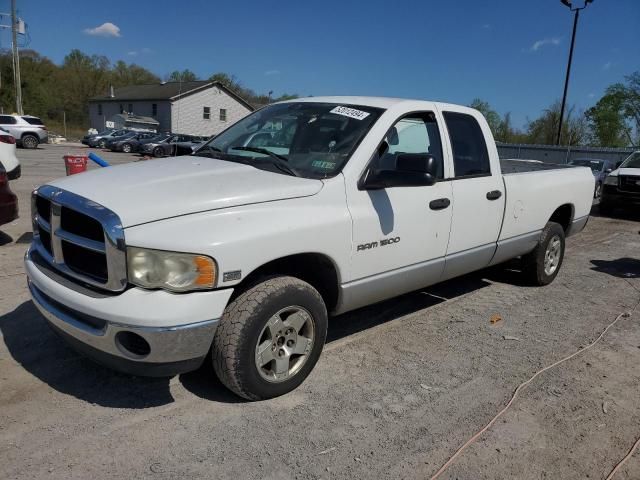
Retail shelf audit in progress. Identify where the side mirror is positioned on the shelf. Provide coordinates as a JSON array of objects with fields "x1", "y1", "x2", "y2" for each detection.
[
  {"x1": 605, "y1": 168, "x2": 612, "y2": 174},
  {"x1": 360, "y1": 153, "x2": 438, "y2": 190}
]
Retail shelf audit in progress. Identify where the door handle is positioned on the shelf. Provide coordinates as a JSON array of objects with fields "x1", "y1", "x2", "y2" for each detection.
[
  {"x1": 486, "y1": 190, "x2": 502, "y2": 200},
  {"x1": 429, "y1": 198, "x2": 451, "y2": 210}
]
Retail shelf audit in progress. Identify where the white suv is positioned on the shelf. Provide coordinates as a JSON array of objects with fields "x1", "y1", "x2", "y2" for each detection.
[{"x1": 0, "y1": 114, "x2": 48, "y2": 149}]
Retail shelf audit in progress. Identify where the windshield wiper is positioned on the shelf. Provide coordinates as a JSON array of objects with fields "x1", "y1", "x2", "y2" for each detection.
[{"x1": 229, "y1": 146, "x2": 300, "y2": 177}]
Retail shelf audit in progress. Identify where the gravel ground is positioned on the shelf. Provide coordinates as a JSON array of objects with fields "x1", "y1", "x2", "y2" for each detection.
[{"x1": 1, "y1": 145, "x2": 639, "y2": 480}]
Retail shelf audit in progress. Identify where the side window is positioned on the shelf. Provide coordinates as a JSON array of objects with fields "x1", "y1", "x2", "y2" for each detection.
[
  {"x1": 443, "y1": 112, "x2": 490, "y2": 177},
  {"x1": 375, "y1": 113, "x2": 444, "y2": 179},
  {"x1": 0, "y1": 115, "x2": 16, "y2": 124}
]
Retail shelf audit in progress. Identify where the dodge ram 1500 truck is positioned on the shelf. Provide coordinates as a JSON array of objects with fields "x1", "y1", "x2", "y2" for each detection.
[
  {"x1": 25, "y1": 97, "x2": 594, "y2": 400},
  {"x1": 599, "y1": 150, "x2": 640, "y2": 215}
]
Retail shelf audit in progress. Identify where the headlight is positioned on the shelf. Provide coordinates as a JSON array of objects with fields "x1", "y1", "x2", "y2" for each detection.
[
  {"x1": 127, "y1": 247, "x2": 217, "y2": 292},
  {"x1": 604, "y1": 176, "x2": 618, "y2": 186}
]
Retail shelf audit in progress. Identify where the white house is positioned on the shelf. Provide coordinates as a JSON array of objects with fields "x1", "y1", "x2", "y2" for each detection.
[{"x1": 89, "y1": 81, "x2": 254, "y2": 136}]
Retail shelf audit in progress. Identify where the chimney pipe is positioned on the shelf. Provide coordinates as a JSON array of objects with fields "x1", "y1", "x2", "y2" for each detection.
[{"x1": 109, "y1": 85, "x2": 115, "y2": 98}]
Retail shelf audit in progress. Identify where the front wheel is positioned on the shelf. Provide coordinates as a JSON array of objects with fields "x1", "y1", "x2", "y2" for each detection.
[
  {"x1": 594, "y1": 182, "x2": 602, "y2": 198},
  {"x1": 212, "y1": 276, "x2": 328, "y2": 400},
  {"x1": 98, "y1": 139, "x2": 107, "y2": 149},
  {"x1": 122, "y1": 143, "x2": 132, "y2": 153},
  {"x1": 521, "y1": 222, "x2": 565, "y2": 286},
  {"x1": 21, "y1": 134, "x2": 39, "y2": 149},
  {"x1": 152, "y1": 146, "x2": 164, "y2": 157}
]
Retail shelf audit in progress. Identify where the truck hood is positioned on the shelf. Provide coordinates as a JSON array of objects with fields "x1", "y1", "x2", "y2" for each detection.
[
  {"x1": 49, "y1": 157, "x2": 323, "y2": 227},
  {"x1": 611, "y1": 167, "x2": 640, "y2": 177}
]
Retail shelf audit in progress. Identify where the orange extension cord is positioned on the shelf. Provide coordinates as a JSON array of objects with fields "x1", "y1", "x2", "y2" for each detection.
[{"x1": 430, "y1": 300, "x2": 640, "y2": 480}]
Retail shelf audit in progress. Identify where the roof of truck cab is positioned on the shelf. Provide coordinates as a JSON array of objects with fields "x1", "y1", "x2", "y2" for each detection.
[{"x1": 278, "y1": 96, "x2": 472, "y2": 112}]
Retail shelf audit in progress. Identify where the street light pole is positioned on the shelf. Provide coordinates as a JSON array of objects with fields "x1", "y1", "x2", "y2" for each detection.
[{"x1": 556, "y1": 0, "x2": 593, "y2": 146}]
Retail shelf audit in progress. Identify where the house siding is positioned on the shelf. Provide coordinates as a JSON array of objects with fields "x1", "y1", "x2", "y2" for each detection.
[
  {"x1": 89, "y1": 83, "x2": 252, "y2": 136},
  {"x1": 170, "y1": 86, "x2": 252, "y2": 136}
]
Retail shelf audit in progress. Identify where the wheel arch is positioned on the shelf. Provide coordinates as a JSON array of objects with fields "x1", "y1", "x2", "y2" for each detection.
[
  {"x1": 548, "y1": 203, "x2": 574, "y2": 234},
  {"x1": 233, "y1": 253, "x2": 341, "y2": 313}
]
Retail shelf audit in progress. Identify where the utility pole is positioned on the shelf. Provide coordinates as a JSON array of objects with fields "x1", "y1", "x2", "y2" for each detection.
[
  {"x1": 556, "y1": 0, "x2": 594, "y2": 145},
  {"x1": 11, "y1": 0, "x2": 22, "y2": 115}
]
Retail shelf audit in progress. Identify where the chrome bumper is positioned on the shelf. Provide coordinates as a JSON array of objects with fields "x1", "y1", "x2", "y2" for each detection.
[{"x1": 28, "y1": 280, "x2": 218, "y2": 376}]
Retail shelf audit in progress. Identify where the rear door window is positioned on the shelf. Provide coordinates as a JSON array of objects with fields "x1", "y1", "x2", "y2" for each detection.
[
  {"x1": 0, "y1": 115, "x2": 17, "y2": 124},
  {"x1": 443, "y1": 112, "x2": 490, "y2": 177},
  {"x1": 22, "y1": 116, "x2": 44, "y2": 125}
]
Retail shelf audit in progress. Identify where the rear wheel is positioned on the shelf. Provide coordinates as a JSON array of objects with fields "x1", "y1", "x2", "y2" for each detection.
[
  {"x1": 122, "y1": 143, "x2": 132, "y2": 153},
  {"x1": 521, "y1": 222, "x2": 565, "y2": 286},
  {"x1": 98, "y1": 139, "x2": 107, "y2": 149},
  {"x1": 212, "y1": 276, "x2": 328, "y2": 400},
  {"x1": 21, "y1": 134, "x2": 38, "y2": 149}
]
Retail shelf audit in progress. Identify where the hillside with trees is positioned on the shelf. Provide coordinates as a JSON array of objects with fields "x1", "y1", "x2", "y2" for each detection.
[{"x1": 0, "y1": 48, "x2": 637, "y2": 147}]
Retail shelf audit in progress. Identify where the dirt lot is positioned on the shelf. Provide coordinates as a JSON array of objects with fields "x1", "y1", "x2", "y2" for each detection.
[{"x1": 1, "y1": 145, "x2": 639, "y2": 480}]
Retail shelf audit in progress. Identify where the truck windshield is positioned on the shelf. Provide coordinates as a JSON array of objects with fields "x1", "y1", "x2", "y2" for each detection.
[
  {"x1": 194, "y1": 102, "x2": 384, "y2": 179},
  {"x1": 620, "y1": 152, "x2": 640, "y2": 169}
]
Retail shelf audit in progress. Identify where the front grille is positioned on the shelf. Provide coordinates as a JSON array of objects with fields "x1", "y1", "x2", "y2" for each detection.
[
  {"x1": 619, "y1": 176, "x2": 640, "y2": 193},
  {"x1": 31, "y1": 186, "x2": 127, "y2": 292}
]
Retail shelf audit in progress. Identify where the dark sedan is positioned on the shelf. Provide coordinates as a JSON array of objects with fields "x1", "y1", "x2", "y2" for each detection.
[
  {"x1": 109, "y1": 131, "x2": 158, "y2": 153},
  {"x1": 0, "y1": 164, "x2": 18, "y2": 227},
  {"x1": 569, "y1": 158, "x2": 617, "y2": 198},
  {"x1": 141, "y1": 134, "x2": 208, "y2": 157}
]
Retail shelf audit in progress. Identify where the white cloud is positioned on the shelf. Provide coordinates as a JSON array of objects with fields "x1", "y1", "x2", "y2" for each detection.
[
  {"x1": 530, "y1": 37, "x2": 561, "y2": 52},
  {"x1": 264, "y1": 69, "x2": 281, "y2": 76},
  {"x1": 127, "y1": 51, "x2": 137, "y2": 56},
  {"x1": 84, "y1": 22, "x2": 121, "y2": 38},
  {"x1": 482, "y1": 24, "x2": 491, "y2": 30},
  {"x1": 127, "y1": 48, "x2": 151, "y2": 57},
  {"x1": 602, "y1": 61, "x2": 612, "y2": 70},
  {"x1": 588, "y1": 93, "x2": 595, "y2": 98}
]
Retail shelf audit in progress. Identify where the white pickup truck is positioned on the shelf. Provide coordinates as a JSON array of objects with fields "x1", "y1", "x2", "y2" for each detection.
[{"x1": 26, "y1": 97, "x2": 594, "y2": 399}]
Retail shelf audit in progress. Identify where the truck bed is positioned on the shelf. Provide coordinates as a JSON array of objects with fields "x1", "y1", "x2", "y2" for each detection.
[{"x1": 500, "y1": 159, "x2": 574, "y2": 175}]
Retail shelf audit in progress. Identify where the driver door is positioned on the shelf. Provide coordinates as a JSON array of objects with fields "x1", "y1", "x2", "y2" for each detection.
[{"x1": 343, "y1": 111, "x2": 453, "y2": 310}]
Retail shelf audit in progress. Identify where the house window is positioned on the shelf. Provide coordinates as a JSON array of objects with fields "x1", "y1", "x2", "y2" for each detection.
[
  {"x1": 152, "y1": 103, "x2": 157, "y2": 116},
  {"x1": 203, "y1": 106, "x2": 211, "y2": 120},
  {"x1": 128, "y1": 103, "x2": 133, "y2": 113},
  {"x1": 219, "y1": 108, "x2": 227, "y2": 121},
  {"x1": 97, "y1": 104, "x2": 103, "y2": 116},
  {"x1": 119, "y1": 104, "x2": 124, "y2": 114}
]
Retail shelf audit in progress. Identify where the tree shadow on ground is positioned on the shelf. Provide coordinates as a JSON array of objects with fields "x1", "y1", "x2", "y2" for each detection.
[{"x1": 591, "y1": 258, "x2": 640, "y2": 279}]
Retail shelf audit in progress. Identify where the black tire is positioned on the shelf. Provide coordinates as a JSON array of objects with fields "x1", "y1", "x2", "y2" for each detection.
[
  {"x1": 21, "y1": 134, "x2": 39, "y2": 149},
  {"x1": 122, "y1": 143, "x2": 132, "y2": 153},
  {"x1": 212, "y1": 276, "x2": 328, "y2": 400},
  {"x1": 594, "y1": 182, "x2": 602, "y2": 198},
  {"x1": 98, "y1": 139, "x2": 107, "y2": 149},
  {"x1": 153, "y1": 146, "x2": 165, "y2": 157},
  {"x1": 521, "y1": 222, "x2": 565, "y2": 286}
]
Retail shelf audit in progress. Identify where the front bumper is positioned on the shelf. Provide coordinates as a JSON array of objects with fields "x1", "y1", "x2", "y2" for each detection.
[
  {"x1": 25, "y1": 247, "x2": 234, "y2": 376},
  {"x1": 601, "y1": 185, "x2": 640, "y2": 207}
]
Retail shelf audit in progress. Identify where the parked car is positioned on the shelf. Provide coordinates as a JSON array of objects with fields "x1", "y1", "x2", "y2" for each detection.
[
  {"x1": 0, "y1": 163, "x2": 18, "y2": 227},
  {"x1": 82, "y1": 129, "x2": 112, "y2": 146},
  {"x1": 109, "y1": 132, "x2": 158, "y2": 153},
  {"x1": 0, "y1": 114, "x2": 48, "y2": 149},
  {"x1": 0, "y1": 127, "x2": 20, "y2": 180},
  {"x1": 25, "y1": 97, "x2": 595, "y2": 400},
  {"x1": 569, "y1": 158, "x2": 616, "y2": 198},
  {"x1": 600, "y1": 151, "x2": 640, "y2": 215},
  {"x1": 86, "y1": 129, "x2": 129, "y2": 148},
  {"x1": 141, "y1": 134, "x2": 206, "y2": 157}
]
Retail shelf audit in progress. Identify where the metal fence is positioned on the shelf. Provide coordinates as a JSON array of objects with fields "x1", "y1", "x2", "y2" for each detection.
[{"x1": 497, "y1": 143, "x2": 636, "y2": 165}]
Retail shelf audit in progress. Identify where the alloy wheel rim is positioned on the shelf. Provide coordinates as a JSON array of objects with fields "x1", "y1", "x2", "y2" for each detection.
[
  {"x1": 255, "y1": 306, "x2": 315, "y2": 383},
  {"x1": 544, "y1": 235, "x2": 562, "y2": 276}
]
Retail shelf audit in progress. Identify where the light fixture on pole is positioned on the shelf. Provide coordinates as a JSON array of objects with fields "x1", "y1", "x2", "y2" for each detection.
[{"x1": 556, "y1": 0, "x2": 594, "y2": 145}]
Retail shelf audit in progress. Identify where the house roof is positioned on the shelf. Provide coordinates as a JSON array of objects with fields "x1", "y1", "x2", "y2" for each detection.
[{"x1": 91, "y1": 81, "x2": 254, "y2": 110}]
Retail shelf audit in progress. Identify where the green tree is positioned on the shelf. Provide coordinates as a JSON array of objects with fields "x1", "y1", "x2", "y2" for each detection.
[
  {"x1": 167, "y1": 69, "x2": 198, "y2": 82},
  {"x1": 586, "y1": 88, "x2": 630, "y2": 147},
  {"x1": 526, "y1": 101, "x2": 588, "y2": 146},
  {"x1": 111, "y1": 60, "x2": 160, "y2": 87},
  {"x1": 469, "y1": 98, "x2": 501, "y2": 135}
]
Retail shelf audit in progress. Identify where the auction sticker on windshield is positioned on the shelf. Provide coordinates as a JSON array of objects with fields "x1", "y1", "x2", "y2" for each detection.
[{"x1": 330, "y1": 106, "x2": 370, "y2": 120}]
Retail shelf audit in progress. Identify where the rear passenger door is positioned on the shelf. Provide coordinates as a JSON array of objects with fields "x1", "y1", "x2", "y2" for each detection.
[{"x1": 440, "y1": 109, "x2": 505, "y2": 280}]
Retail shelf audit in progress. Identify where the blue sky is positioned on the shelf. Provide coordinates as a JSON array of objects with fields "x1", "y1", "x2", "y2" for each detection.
[{"x1": 7, "y1": 0, "x2": 640, "y2": 127}]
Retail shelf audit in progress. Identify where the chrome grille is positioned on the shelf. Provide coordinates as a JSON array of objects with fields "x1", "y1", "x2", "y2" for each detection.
[{"x1": 31, "y1": 185, "x2": 127, "y2": 292}]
